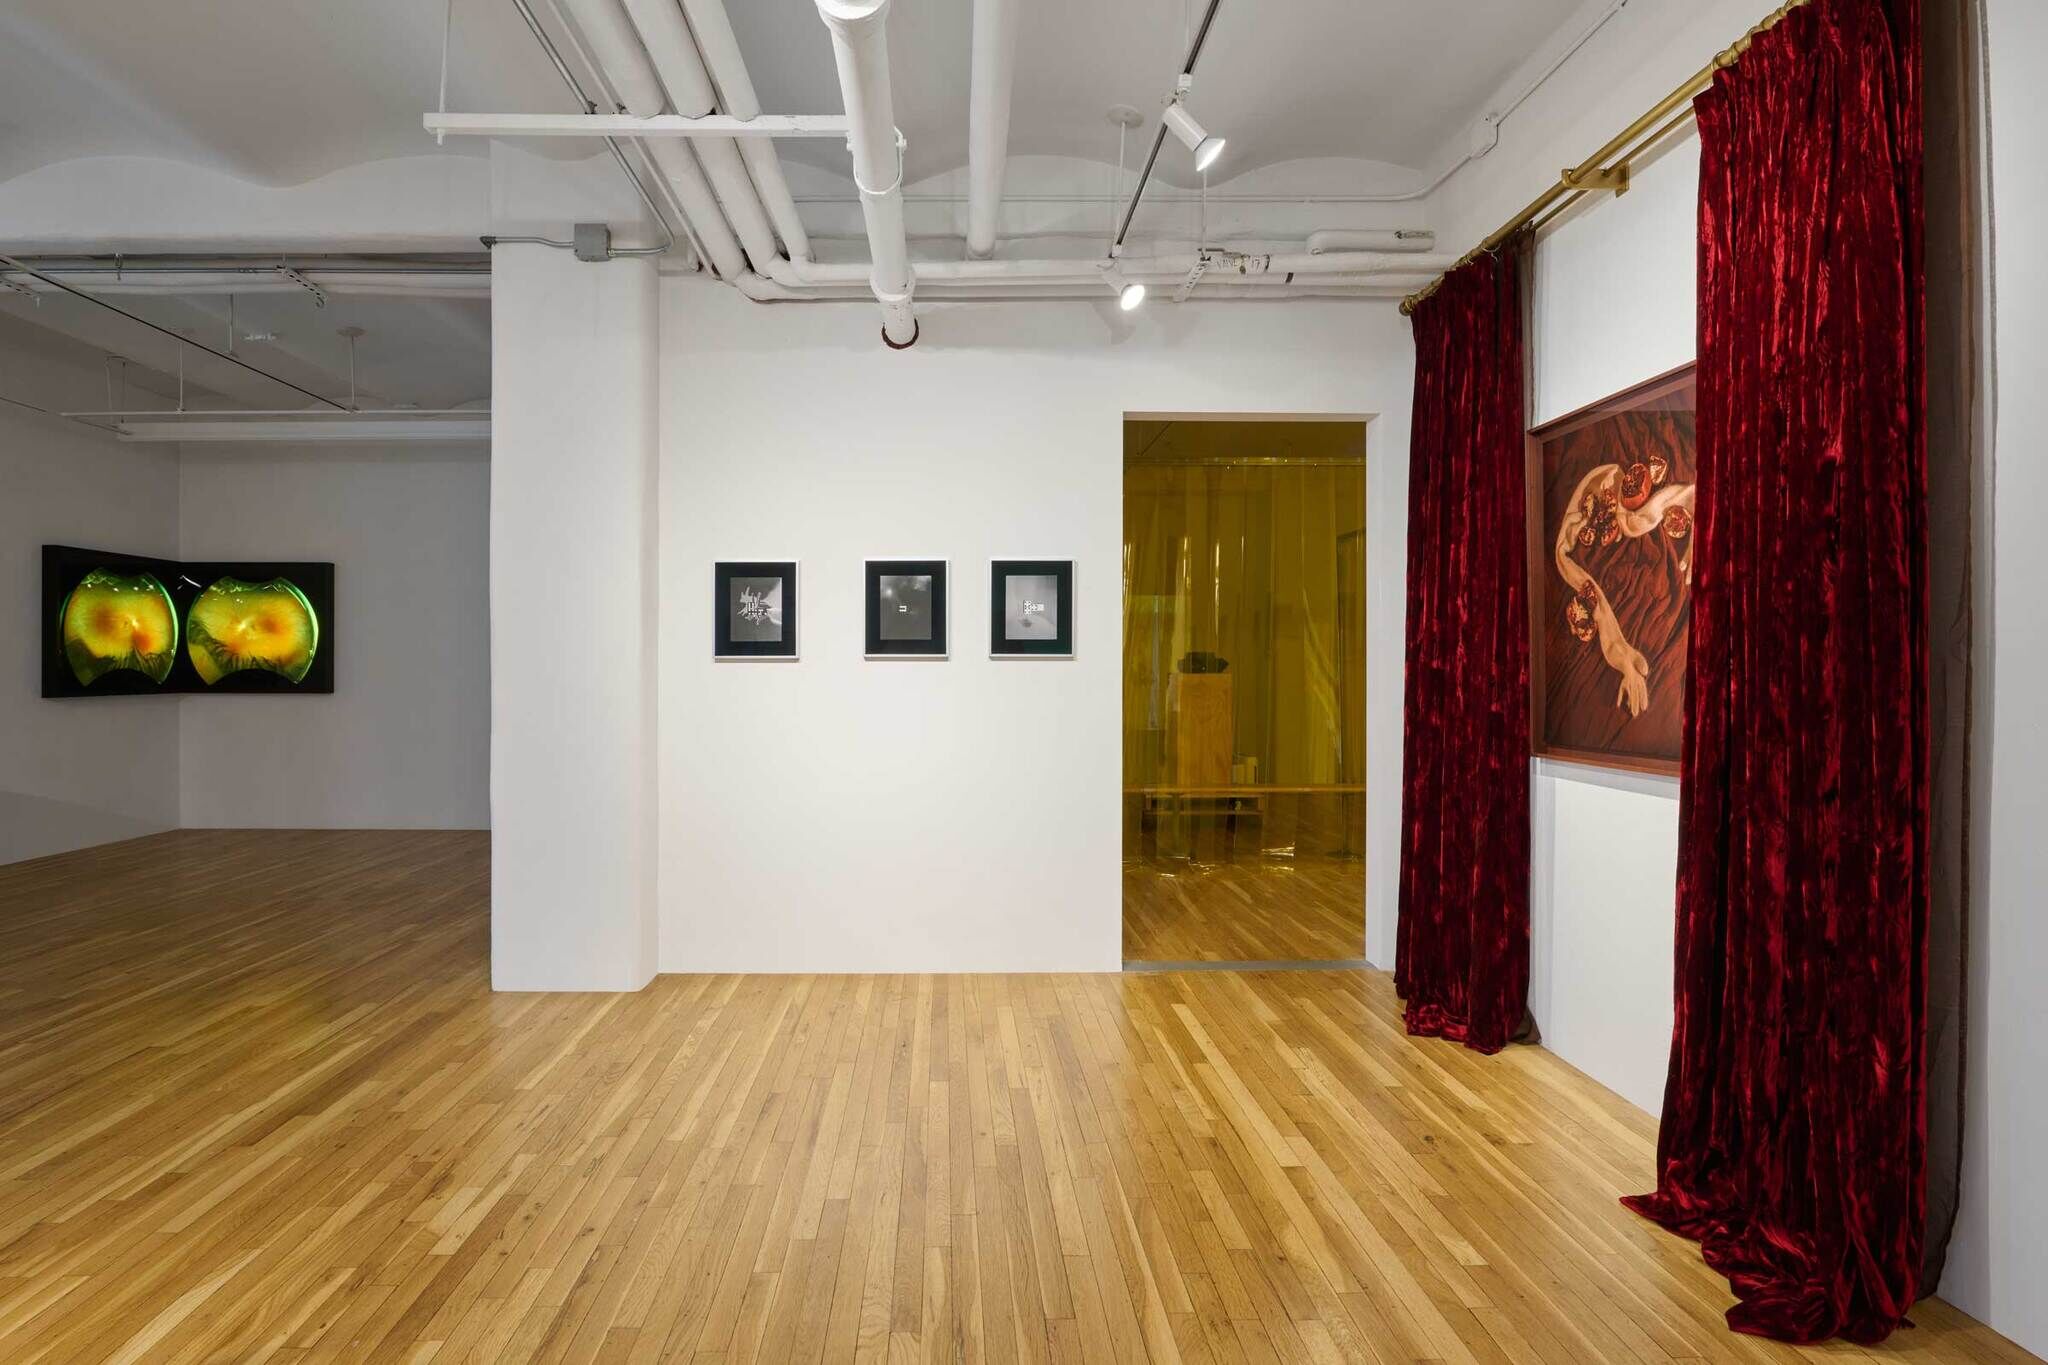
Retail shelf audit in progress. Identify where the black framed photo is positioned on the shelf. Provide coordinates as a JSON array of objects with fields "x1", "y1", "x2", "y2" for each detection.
[
  {"x1": 864, "y1": 559, "x2": 947, "y2": 658},
  {"x1": 989, "y1": 559, "x2": 1073, "y2": 658},
  {"x1": 42, "y1": 544, "x2": 336, "y2": 698},
  {"x1": 714, "y1": 560, "x2": 799, "y2": 659}
]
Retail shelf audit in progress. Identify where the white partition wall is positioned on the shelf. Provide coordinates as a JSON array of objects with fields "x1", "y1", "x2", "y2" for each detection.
[
  {"x1": 489, "y1": 244, "x2": 659, "y2": 990},
  {"x1": 656, "y1": 288, "x2": 1417, "y2": 974}
]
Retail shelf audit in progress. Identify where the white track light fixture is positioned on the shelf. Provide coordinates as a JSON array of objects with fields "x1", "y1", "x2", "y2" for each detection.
[
  {"x1": 1102, "y1": 263, "x2": 1147, "y2": 311},
  {"x1": 1162, "y1": 100, "x2": 1225, "y2": 173}
]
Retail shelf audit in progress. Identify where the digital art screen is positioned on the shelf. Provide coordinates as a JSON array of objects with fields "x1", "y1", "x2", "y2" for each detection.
[{"x1": 42, "y1": 545, "x2": 336, "y2": 698}]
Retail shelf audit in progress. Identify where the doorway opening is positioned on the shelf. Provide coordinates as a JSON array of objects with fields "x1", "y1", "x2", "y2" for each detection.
[{"x1": 1121, "y1": 415, "x2": 1368, "y2": 968}]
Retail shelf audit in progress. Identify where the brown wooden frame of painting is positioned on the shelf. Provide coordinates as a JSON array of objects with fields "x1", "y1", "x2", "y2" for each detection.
[{"x1": 1524, "y1": 362, "x2": 1697, "y2": 777}]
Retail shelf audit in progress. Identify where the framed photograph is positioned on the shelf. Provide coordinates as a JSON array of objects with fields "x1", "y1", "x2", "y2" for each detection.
[
  {"x1": 714, "y1": 561, "x2": 799, "y2": 659},
  {"x1": 864, "y1": 559, "x2": 947, "y2": 658},
  {"x1": 989, "y1": 559, "x2": 1073, "y2": 658},
  {"x1": 1526, "y1": 364, "x2": 1697, "y2": 774}
]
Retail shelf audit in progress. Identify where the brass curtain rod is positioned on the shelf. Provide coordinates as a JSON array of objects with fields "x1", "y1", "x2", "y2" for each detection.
[{"x1": 1400, "y1": 0, "x2": 1816, "y2": 315}]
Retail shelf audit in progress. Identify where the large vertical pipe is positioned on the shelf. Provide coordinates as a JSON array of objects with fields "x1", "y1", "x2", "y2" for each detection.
[
  {"x1": 815, "y1": 0, "x2": 917, "y2": 346},
  {"x1": 679, "y1": 0, "x2": 814, "y2": 262},
  {"x1": 964, "y1": 0, "x2": 1016, "y2": 258}
]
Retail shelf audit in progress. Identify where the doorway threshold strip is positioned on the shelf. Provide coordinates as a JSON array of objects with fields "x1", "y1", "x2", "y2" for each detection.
[{"x1": 1122, "y1": 958, "x2": 1371, "y2": 973}]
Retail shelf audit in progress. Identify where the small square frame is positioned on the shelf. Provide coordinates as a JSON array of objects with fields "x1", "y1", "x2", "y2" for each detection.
[
  {"x1": 864, "y1": 558, "x2": 948, "y2": 659},
  {"x1": 714, "y1": 560, "x2": 800, "y2": 660},
  {"x1": 989, "y1": 559, "x2": 1074, "y2": 659}
]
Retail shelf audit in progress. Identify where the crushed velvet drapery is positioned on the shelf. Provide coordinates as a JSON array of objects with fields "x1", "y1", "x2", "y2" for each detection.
[
  {"x1": 1394, "y1": 247, "x2": 1531, "y2": 1054},
  {"x1": 1623, "y1": 0, "x2": 1928, "y2": 1344}
]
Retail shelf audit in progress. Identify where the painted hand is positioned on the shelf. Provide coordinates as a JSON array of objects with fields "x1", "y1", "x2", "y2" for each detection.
[{"x1": 1614, "y1": 645, "x2": 1650, "y2": 717}]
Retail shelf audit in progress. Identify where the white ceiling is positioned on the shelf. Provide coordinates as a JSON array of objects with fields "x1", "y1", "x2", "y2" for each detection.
[
  {"x1": 0, "y1": 1, "x2": 559, "y2": 184},
  {"x1": 742, "y1": 0, "x2": 1585, "y2": 188},
  {"x1": 0, "y1": 0, "x2": 1591, "y2": 414},
  {"x1": 2, "y1": 0, "x2": 1584, "y2": 190}
]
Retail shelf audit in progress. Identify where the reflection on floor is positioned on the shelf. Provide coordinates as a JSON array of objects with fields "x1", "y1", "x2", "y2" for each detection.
[
  {"x1": 1123, "y1": 854, "x2": 1365, "y2": 962},
  {"x1": 0, "y1": 829, "x2": 2029, "y2": 1363}
]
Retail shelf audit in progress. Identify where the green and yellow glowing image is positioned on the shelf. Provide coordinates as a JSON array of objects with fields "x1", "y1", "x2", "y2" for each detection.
[
  {"x1": 59, "y1": 568, "x2": 179, "y2": 687},
  {"x1": 186, "y1": 577, "x2": 320, "y2": 685}
]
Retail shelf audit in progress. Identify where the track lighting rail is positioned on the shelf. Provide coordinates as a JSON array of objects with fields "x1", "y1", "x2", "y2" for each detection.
[{"x1": 1112, "y1": 0, "x2": 1225, "y2": 252}]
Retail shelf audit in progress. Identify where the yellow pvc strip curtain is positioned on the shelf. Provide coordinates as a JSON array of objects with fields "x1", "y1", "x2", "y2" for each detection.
[{"x1": 1122, "y1": 439, "x2": 1366, "y2": 792}]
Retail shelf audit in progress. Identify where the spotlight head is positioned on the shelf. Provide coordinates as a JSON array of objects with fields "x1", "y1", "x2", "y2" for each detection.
[
  {"x1": 1163, "y1": 100, "x2": 1225, "y2": 173},
  {"x1": 1103, "y1": 263, "x2": 1147, "y2": 311}
]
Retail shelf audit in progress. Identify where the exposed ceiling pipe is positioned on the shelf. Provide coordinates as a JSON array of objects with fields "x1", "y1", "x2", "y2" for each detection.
[
  {"x1": 621, "y1": 0, "x2": 780, "y2": 274},
  {"x1": 964, "y1": 0, "x2": 1017, "y2": 258},
  {"x1": 0, "y1": 271, "x2": 490, "y2": 297},
  {"x1": 480, "y1": 0, "x2": 1443, "y2": 319},
  {"x1": 738, "y1": 249, "x2": 1454, "y2": 288},
  {"x1": 679, "y1": 0, "x2": 813, "y2": 262},
  {"x1": 514, "y1": 0, "x2": 700, "y2": 267},
  {"x1": 555, "y1": 0, "x2": 667, "y2": 115},
  {"x1": 527, "y1": 0, "x2": 741, "y2": 276},
  {"x1": 814, "y1": 0, "x2": 917, "y2": 347},
  {"x1": 1306, "y1": 228, "x2": 1434, "y2": 254},
  {"x1": 641, "y1": 140, "x2": 748, "y2": 278},
  {"x1": 730, "y1": 274, "x2": 1436, "y2": 303}
]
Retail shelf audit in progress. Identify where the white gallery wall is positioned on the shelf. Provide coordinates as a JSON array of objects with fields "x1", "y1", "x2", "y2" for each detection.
[
  {"x1": 1946, "y1": 0, "x2": 2048, "y2": 1352},
  {"x1": 0, "y1": 317, "x2": 182, "y2": 864},
  {"x1": 0, "y1": 307, "x2": 490, "y2": 867},
  {"x1": 178, "y1": 443, "x2": 491, "y2": 829},
  {"x1": 1523, "y1": 142, "x2": 1698, "y2": 1116},
  {"x1": 655, "y1": 285, "x2": 1415, "y2": 974}
]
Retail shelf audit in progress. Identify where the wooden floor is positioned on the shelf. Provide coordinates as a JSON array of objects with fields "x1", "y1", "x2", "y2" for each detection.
[
  {"x1": 1123, "y1": 857, "x2": 1366, "y2": 963},
  {"x1": 0, "y1": 831, "x2": 2031, "y2": 1365}
]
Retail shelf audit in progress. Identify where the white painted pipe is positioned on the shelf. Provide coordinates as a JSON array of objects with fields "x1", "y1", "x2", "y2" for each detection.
[
  {"x1": 620, "y1": 0, "x2": 780, "y2": 273},
  {"x1": 728, "y1": 273, "x2": 1432, "y2": 303},
  {"x1": 557, "y1": 0, "x2": 668, "y2": 116},
  {"x1": 0, "y1": 273, "x2": 492, "y2": 297},
  {"x1": 964, "y1": 0, "x2": 1016, "y2": 258},
  {"x1": 764, "y1": 249, "x2": 1456, "y2": 287},
  {"x1": 815, "y1": 0, "x2": 916, "y2": 346},
  {"x1": 643, "y1": 140, "x2": 748, "y2": 278},
  {"x1": 619, "y1": 0, "x2": 716, "y2": 110},
  {"x1": 679, "y1": 0, "x2": 813, "y2": 261},
  {"x1": 1305, "y1": 228, "x2": 1435, "y2": 254}
]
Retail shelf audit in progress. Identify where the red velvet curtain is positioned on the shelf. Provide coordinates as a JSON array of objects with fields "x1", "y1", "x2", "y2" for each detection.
[
  {"x1": 1395, "y1": 247, "x2": 1530, "y2": 1054},
  {"x1": 1623, "y1": 0, "x2": 1927, "y2": 1344}
]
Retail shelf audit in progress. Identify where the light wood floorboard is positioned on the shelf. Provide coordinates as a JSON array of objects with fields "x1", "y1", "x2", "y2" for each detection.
[
  {"x1": 0, "y1": 830, "x2": 2030, "y2": 1364},
  {"x1": 1123, "y1": 857, "x2": 1365, "y2": 962}
]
